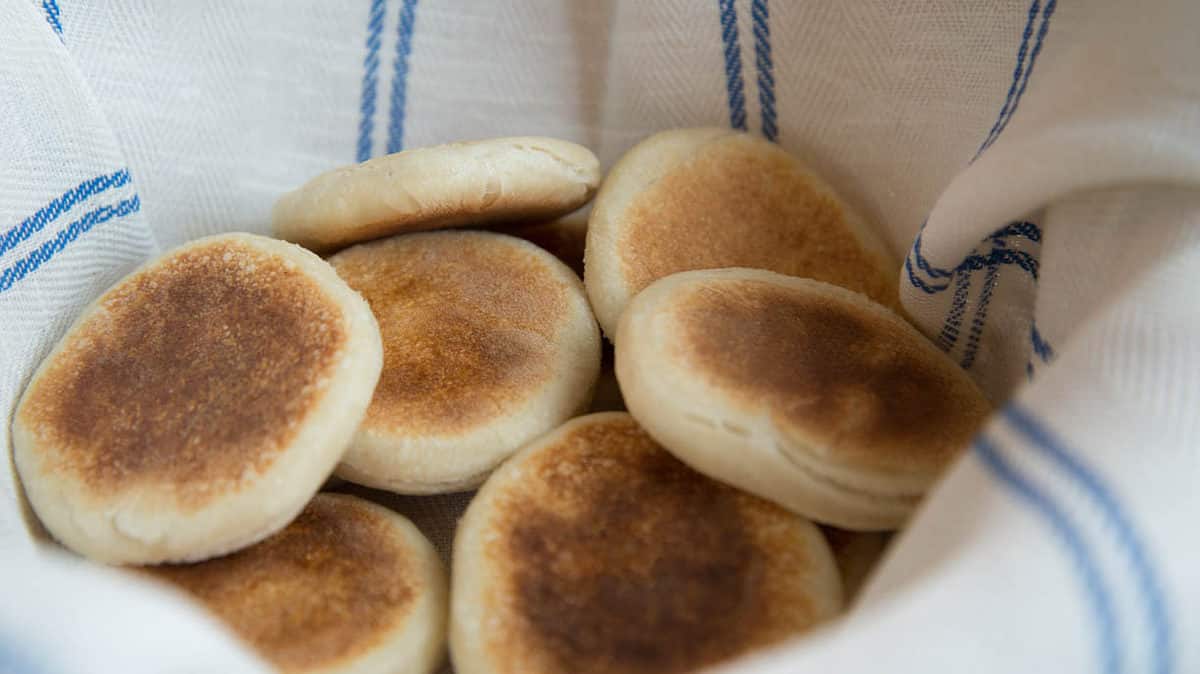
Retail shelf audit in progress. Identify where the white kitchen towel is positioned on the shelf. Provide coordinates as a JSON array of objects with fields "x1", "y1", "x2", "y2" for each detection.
[{"x1": 1, "y1": 0, "x2": 1196, "y2": 672}]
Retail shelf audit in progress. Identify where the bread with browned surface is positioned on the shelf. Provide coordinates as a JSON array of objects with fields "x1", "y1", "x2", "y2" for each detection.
[
  {"x1": 451, "y1": 412, "x2": 841, "y2": 674},
  {"x1": 329, "y1": 230, "x2": 600, "y2": 494},
  {"x1": 584, "y1": 127, "x2": 897, "y2": 338},
  {"x1": 616, "y1": 268, "x2": 990, "y2": 530},
  {"x1": 13, "y1": 233, "x2": 382, "y2": 564},
  {"x1": 147, "y1": 493, "x2": 446, "y2": 674}
]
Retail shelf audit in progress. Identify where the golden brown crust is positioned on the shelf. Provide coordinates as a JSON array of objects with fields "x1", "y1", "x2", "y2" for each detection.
[
  {"x1": 146, "y1": 494, "x2": 415, "y2": 673},
  {"x1": 16, "y1": 240, "x2": 347, "y2": 509},
  {"x1": 328, "y1": 232, "x2": 570, "y2": 436},
  {"x1": 489, "y1": 218, "x2": 587, "y2": 277},
  {"x1": 617, "y1": 134, "x2": 898, "y2": 311},
  {"x1": 670, "y1": 279, "x2": 989, "y2": 475},
  {"x1": 481, "y1": 415, "x2": 827, "y2": 674}
]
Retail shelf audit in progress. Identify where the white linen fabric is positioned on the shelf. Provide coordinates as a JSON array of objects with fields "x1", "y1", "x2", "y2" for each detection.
[{"x1": 1, "y1": 0, "x2": 1196, "y2": 672}]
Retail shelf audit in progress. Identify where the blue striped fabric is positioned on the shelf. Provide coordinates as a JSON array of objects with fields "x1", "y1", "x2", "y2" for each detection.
[
  {"x1": 0, "y1": 195, "x2": 141, "y2": 294},
  {"x1": 937, "y1": 222, "x2": 1041, "y2": 360},
  {"x1": 41, "y1": 0, "x2": 62, "y2": 37},
  {"x1": 386, "y1": 0, "x2": 419, "y2": 154},
  {"x1": 906, "y1": 0, "x2": 1058, "y2": 311},
  {"x1": 1031, "y1": 321, "x2": 1055, "y2": 361},
  {"x1": 1006, "y1": 406, "x2": 1174, "y2": 674},
  {"x1": 910, "y1": 222, "x2": 953, "y2": 282},
  {"x1": 919, "y1": 0, "x2": 1058, "y2": 360},
  {"x1": 973, "y1": 0, "x2": 1042, "y2": 159},
  {"x1": 977, "y1": 0, "x2": 1058, "y2": 157},
  {"x1": 973, "y1": 432, "x2": 1121, "y2": 674},
  {"x1": 717, "y1": 0, "x2": 748, "y2": 131},
  {"x1": 937, "y1": 269, "x2": 972, "y2": 350},
  {"x1": 4, "y1": 1, "x2": 144, "y2": 295},
  {"x1": 959, "y1": 263, "x2": 1000, "y2": 368},
  {"x1": 751, "y1": 0, "x2": 776, "y2": 142},
  {"x1": 989, "y1": 219, "x2": 1043, "y2": 244},
  {"x1": 904, "y1": 253, "x2": 948, "y2": 294},
  {"x1": 356, "y1": 0, "x2": 386, "y2": 162},
  {"x1": 908, "y1": 226, "x2": 1041, "y2": 295},
  {"x1": 0, "y1": 170, "x2": 129, "y2": 260},
  {"x1": 1026, "y1": 320, "x2": 1055, "y2": 378},
  {"x1": 951, "y1": 246, "x2": 1039, "y2": 279},
  {"x1": 954, "y1": 224, "x2": 1041, "y2": 364}
]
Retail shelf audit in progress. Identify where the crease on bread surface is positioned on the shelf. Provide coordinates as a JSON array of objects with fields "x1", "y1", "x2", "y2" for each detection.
[{"x1": 615, "y1": 267, "x2": 989, "y2": 530}]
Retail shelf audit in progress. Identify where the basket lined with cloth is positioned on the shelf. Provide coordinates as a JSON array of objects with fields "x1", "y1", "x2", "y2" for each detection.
[{"x1": 0, "y1": 1, "x2": 1196, "y2": 672}]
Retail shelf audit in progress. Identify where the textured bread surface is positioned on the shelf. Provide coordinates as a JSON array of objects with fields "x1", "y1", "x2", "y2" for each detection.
[
  {"x1": 274, "y1": 137, "x2": 600, "y2": 253},
  {"x1": 13, "y1": 233, "x2": 382, "y2": 563},
  {"x1": 585, "y1": 128, "x2": 897, "y2": 337},
  {"x1": 616, "y1": 268, "x2": 990, "y2": 529},
  {"x1": 451, "y1": 413, "x2": 841, "y2": 674},
  {"x1": 330, "y1": 231, "x2": 600, "y2": 494},
  {"x1": 148, "y1": 493, "x2": 446, "y2": 674}
]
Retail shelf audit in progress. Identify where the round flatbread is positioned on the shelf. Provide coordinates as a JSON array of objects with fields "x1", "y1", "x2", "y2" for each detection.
[
  {"x1": 616, "y1": 268, "x2": 991, "y2": 530},
  {"x1": 451, "y1": 412, "x2": 842, "y2": 674},
  {"x1": 585, "y1": 127, "x2": 898, "y2": 338},
  {"x1": 13, "y1": 233, "x2": 382, "y2": 564},
  {"x1": 329, "y1": 230, "x2": 600, "y2": 494},
  {"x1": 273, "y1": 137, "x2": 600, "y2": 253},
  {"x1": 146, "y1": 493, "x2": 446, "y2": 674}
]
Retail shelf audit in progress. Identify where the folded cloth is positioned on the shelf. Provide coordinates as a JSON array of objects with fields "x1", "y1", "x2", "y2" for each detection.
[{"x1": 1, "y1": 1, "x2": 1196, "y2": 672}]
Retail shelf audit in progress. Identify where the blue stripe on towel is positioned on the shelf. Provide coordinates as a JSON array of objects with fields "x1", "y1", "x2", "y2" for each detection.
[
  {"x1": 909, "y1": 238, "x2": 1039, "y2": 295},
  {"x1": 1031, "y1": 321, "x2": 1055, "y2": 361},
  {"x1": 937, "y1": 267, "x2": 972, "y2": 350},
  {"x1": 356, "y1": 0, "x2": 386, "y2": 162},
  {"x1": 385, "y1": 0, "x2": 419, "y2": 154},
  {"x1": 911, "y1": 223, "x2": 954, "y2": 280},
  {"x1": 903, "y1": 254, "x2": 945, "y2": 294},
  {"x1": 907, "y1": 0, "x2": 1060, "y2": 355},
  {"x1": 973, "y1": 0, "x2": 1040, "y2": 159},
  {"x1": 990, "y1": 220, "x2": 1042, "y2": 243},
  {"x1": 751, "y1": 0, "x2": 776, "y2": 142},
  {"x1": 1006, "y1": 406, "x2": 1174, "y2": 674},
  {"x1": 42, "y1": 0, "x2": 63, "y2": 37},
  {"x1": 0, "y1": 170, "x2": 130, "y2": 261},
  {"x1": 973, "y1": 433, "x2": 1121, "y2": 674},
  {"x1": 935, "y1": 220, "x2": 1039, "y2": 359},
  {"x1": 909, "y1": 220, "x2": 1041, "y2": 292},
  {"x1": 717, "y1": 0, "x2": 748, "y2": 131},
  {"x1": 0, "y1": 196, "x2": 141, "y2": 294},
  {"x1": 959, "y1": 262, "x2": 999, "y2": 368},
  {"x1": 977, "y1": 0, "x2": 1058, "y2": 157}
]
